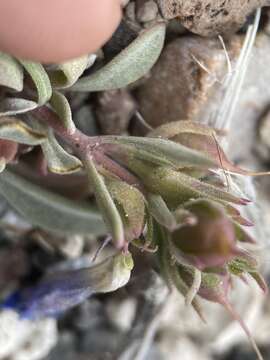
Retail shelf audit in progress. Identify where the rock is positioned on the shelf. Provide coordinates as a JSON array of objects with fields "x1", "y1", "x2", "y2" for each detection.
[
  {"x1": 135, "y1": 35, "x2": 241, "y2": 130},
  {"x1": 0, "y1": 310, "x2": 57, "y2": 360},
  {"x1": 126, "y1": 2, "x2": 137, "y2": 22},
  {"x1": 73, "y1": 105, "x2": 99, "y2": 136},
  {"x1": 159, "y1": 336, "x2": 211, "y2": 360},
  {"x1": 12, "y1": 318, "x2": 57, "y2": 360},
  {"x1": 96, "y1": 89, "x2": 136, "y2": 135},
  {"x1": 103, "y1": 19, "x2": 140, "y2": 60},
  {"x1": 78, "y1": 329, "x2": 122, "y2": 354},
  {"x1": 0, "y1": 247, "x2": 28, "y2": 291},
  {"x1": 137, "y1": 0, "x2": 159, "y2": 23},
  {"x1": 121, "y1": 0, "x2": 130, "y2": 7},
  {"x1": 255, "y1": 108, "x2": 270, "y2": 161},
  {"x1": 106, "y1": 297, "x2": 136, "y2": 331},
  {"x1": 58, "y1": 235, "x2": 84, "y2": 259},
  {"x1": 70, "y1": 299, "x2": 106, "y2": 331},
  {"x1": 44, "y1": 332, "x2": 76, "y2": 360},
  {"x1": 157, "y1": 0, "x2": 270, "y2": 36},
  {"x1": 224, "y1": 33, "x2": 270, "y2": 162}
]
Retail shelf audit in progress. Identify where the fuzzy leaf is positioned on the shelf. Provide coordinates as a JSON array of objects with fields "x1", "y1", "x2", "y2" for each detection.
[
  {"x1": 72, "y1": 23, "x2": 166, "y2": 92},
  {"x1": 198, "y1": 272, "x2": 226, "y2": 302},
  {"x1": 132, "y1": 207, "x2": 155, "y2": 252},
  {"x1": 145, "y1": 209, "x2": 154, "y2": 246},
  {"x1": 147, "y1": 193, "x2": 176, "y2": 230},
  {"x1": 41, "y1": 128, "x2": 82, "y2": 174},
  {"x1": 0, "y1": 169, "x2": 106, "y2": 235},
  {"x1": 225, "y1": 204, "x2": 253, "y2": 227},
  {"x1": 0, "y1": 52, "x2": 24, "y2": 91},
  {"x1": 128, "y1": 162, "x2": 248, "y2": 208},
  {"x1": 156, "y1": 224, "x2": 205, "y2": 320},
  {"x1": 177, "y1": 265, "x2": 227, "y2": 304},
  {"x1": 85, "y1": 156, "x2": 125, "y2": 248},
  {"x1": 0, "y1": 116, "x2": 46, "y2": 145},
  {"x1": 228, "y1": 252, "x2": 257, "y2": 276},
  {"x1": 49, "y1": 55, "x2": 89, "y2": 89},
  {"x1": 31, "y1": 118, "x2": 81, "y2": 174},
  {"x1": 249, "y1": 272, "x2": 268, "y2": 293},
  {"x1": 234, "y1": 222, "x2": 256, "y2": 243},
  {"x1": 161, "y1": 170, "x2": 249, "y2": 206},
  {"x1": 175, "y1": 132, "x2": 244, "y2": 174},
  {"x1": 196, "y1": 271, "x2": 264, "y2": 360},
  {"x1": 107, "y1": 180, "x2": 145, "y2": 241},
  {"x1": 49, "y1": 91, "x2": 76, "y2": 133},
  {"x1": 103, "y1": 135, "x2": 216, "y2": 168},
  {"x1": 150, "y1": 121, "x2": 248, "y2": 175},
  {"x1": 0, "y1": 98, "x2": 37, "y2": 116},
  {"x1": 149, "y1": 121, "x2": 225, "y2": 139},
  {"x1": 19, "y1": 60, "x2": 52, "y2": 105},
  {"x1": 112, "y1": 144, "x2": 174, "y2": 167}
]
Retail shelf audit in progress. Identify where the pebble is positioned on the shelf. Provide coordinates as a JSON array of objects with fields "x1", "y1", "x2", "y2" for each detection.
[
  {"x1": 125, "y1": 2, "x2": 137, "y2": 22},
  {"x1": 121, "y1": 0, "x2": 130, "y2": 7},
  {"x1": 44, "y1": 332, "x2": 76, "y2": 360},
  {"x1": 137, "y1": 0, "x2": 159, "y2": 23},
  {"x1": 103, "y1": 19, "x2": 140, "y2": 59},
  {"x1": 73, "y1": 105, "x2": 99, "y2": 136},
  {"x1": 135, "y1": 35, "x2": 241, "y2": 130},
  {"x1": 157, "y1": 0, "x2": 270, "y2": 36},
  {"x1": 59, "y1": 235, "x2": 84, "y2": 259},
  {"x1": 0, "y1": 310, "x2": 57, "y2": 360},
  {"x1": 257, "y1": 108, "x2": 270, "y2": 160},
  {"x1": 96, "y1": 89, "x2": 136, "y2": 135},
  {"x1": 106, "y1": 297, "x2": 136, "y2": 331}
]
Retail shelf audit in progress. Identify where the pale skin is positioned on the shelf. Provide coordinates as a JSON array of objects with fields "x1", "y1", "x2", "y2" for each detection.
[{"x1": 0, "y1": 0, "x2": 122, "y2": 63}]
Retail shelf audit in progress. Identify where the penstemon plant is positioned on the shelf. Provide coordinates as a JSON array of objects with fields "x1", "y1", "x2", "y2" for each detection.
[{"x1": 0, "y1": 22, "x2": 267, "y2": 360}]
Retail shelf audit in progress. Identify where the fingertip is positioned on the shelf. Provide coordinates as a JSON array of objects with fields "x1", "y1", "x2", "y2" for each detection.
[{"x1": 0, "y1": 0, "x2": 122, "y2": 63}]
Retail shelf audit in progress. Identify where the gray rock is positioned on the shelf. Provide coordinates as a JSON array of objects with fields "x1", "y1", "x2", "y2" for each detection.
[
  {"x1": 157, "y1": 0, "x2": 270, "y2": 36},
  {"x1": 137, "y1": 1, "x2": 159, "y2": 23},
  {"x1": 96, "y1": 90, "x2": 136, "y2": 135},
  {"x1": 135, "y1": 35, "x2": 241, "y2": 130}
]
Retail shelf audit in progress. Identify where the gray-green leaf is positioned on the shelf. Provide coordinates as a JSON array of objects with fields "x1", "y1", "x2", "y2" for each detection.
[
  {"x1": 0, "y1": 116, "x2": 46, "y2": 145},
  {"x1": 49, "y1": 55, "x2": 89, "y2": 89},
  {"x1": 19, "y1": 60, "x2": 52, "y2": 105},
  {"x1": 0, "y1": 169, "x2": 106, "y2": 235},
  {"x1": 0, "y1": 52, "x2": 24, "y2": 91},
  {"x1": 42, "y1": 128, "x2": 82, "y2": 174},
  {"x1": 31, "y1": 118, "x2": 81, "y2": 174},
  {"x1": 85, "y1": 156, "x2": 125, "y2": 248},
  {"x1": 103, "y1": 135, "x2": 215, "y2": 168},
  {"x1": 50, "y1": 91, "x2": 76, "y2": 133},
  {"x1": 72, "y1": 23, "x2": 166, "y2": 92},
  {"x1": 147, "y1": 193, "x2": 176, "y2": 230},
  {"x1": 0, "y1": 98, "x2": 37, "y2": 116},
  {"x1": 107, "y1": 179, "x2": 145, "y2": 241}
]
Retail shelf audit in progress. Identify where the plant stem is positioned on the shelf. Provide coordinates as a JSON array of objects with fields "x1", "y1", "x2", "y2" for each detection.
[
  {"x1": 32, "y1": 106, "x2": 142, "y2": 188},
  {"x1": 94, "y1": 151, "x2": 143, "y2": 190}
]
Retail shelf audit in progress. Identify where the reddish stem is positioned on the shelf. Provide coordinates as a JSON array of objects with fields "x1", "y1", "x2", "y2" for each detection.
[
  {"x1": 94, "y1": 151, "x2": 143, "y2": 190},
  {"x1": 32, "y1": 106, "x2": 143, "y2": 189}
]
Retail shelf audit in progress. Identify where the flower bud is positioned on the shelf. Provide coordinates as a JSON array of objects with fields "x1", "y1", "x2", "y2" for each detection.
[{"x1": 171, "y1": 200, "x2": 237, "y2": 270}]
